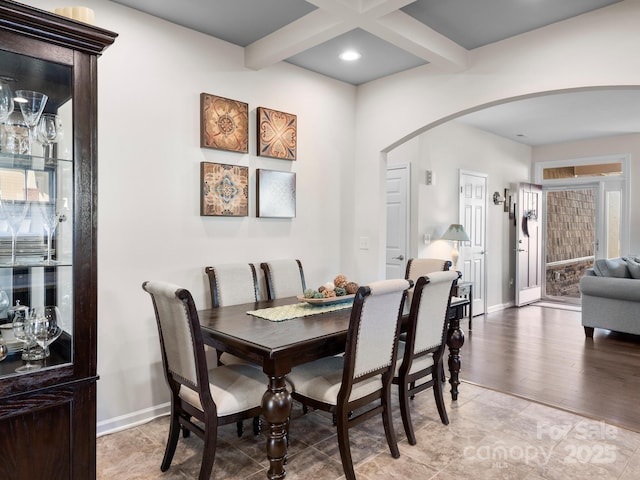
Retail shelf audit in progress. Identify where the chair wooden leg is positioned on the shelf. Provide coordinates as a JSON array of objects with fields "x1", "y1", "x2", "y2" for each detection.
[
  {"x1": 433, "y1": 368, "x2": 450, "y2": 426},
  {"x1": 161, "y1": 410, "x2": 180, "y2": 472},
  {"x1": 335, "y1": 409, "x2": 356, "y2": 480},
  {"x1": 399, "y1": 381, "x2": 416, "y2": 445},
  {"x1": 199, "y1": 417, "x2": 217, "y2": 480},
  {"x1": 409, "y1": 381, "x2": 416, "y2": 400},
  {"x1": 382, "y1": 386, "x2": 400, "y2": 458},
  {"x1": 181, "y1": 415, "x2": 191, "y2": 438},
  {"x1": 584, "y1": 326, "x2": 594, "y2": 338},
  {"x1": 236, "y1": 420, "x2": 244, "y2": 437},
  {"x1": 253, "y1": 416, "x2": 261, "y2": 435}
]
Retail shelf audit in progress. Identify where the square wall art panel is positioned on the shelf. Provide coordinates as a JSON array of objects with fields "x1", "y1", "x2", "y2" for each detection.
[
  {"x1": 201, "y1": 162, "x2": 248, "y2": 216},
  {"x1": 256, "y1": 169, "x2": 296, "y2": 218},
  {"x1": 257, "y1": 107, "x2": 297, "y2": 160},
  {"x1": 200, "y1": 93, "x2": 249, "y2": 153}
]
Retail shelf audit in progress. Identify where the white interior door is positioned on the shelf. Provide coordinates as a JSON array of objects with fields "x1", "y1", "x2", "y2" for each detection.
[
  {"x1": 386, "y1": 165, "x2": 409, "y2": 279},
  {"x1": 459, "y1": 171, "x2": 486, "y2": 316},
  {"x1": 516, "y1": 183, "x2": 543, "y2": 306}
]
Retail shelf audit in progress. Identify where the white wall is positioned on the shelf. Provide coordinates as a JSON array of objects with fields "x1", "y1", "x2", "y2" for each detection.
[
  {"x1": 388, "y1": 122, "x2": 531, "y2": 309},
  {"x1": 24, "y1": 0, "x2": 356, "y2": 432}
]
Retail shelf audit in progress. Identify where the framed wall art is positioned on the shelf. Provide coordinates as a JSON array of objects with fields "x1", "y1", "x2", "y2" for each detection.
[
  {"x1": 200, "y1": 93, "x2": 249, "y2": 153},
  {"x1": 200, "y1": 162, "x2": 249, "y2": 216},
  {"x1": 257, "y1": 107, "x2": 297, "y2": 160},
  {"x1": 256, "y1": 169, "x2": 296, "y2": 218}
]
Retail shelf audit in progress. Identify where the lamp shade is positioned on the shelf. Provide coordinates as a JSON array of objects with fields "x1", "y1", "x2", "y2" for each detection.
[{"x1": 442, "y1": 224, "x2": 469, "y2": 242}]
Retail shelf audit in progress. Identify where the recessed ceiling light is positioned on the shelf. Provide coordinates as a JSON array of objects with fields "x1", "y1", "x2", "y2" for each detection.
[{"x1": 339, "y1": 50, "x2": 361, "y2": 61}]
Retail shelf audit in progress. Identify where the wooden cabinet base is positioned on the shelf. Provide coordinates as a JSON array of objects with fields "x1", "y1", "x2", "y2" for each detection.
[{"x1": 0, "y1": 379, "x2": 97, "y2": 479}]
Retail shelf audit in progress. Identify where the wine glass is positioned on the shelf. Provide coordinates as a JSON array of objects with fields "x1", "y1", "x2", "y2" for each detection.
[
  {"x1": 37, "y1": 202, "x2": 60, "y2": 265},
  {"x1": 13, "y1": 308, "x2": 40, "y2": 372},
  {"x1": 32, "y1": 306, "x2": 62, "y2": 364},
  {"x1": 36, "y1": 113, "x2": 63, "y2": 158},
  {"x1": 0, "y1": 196, "x2": 30, "y2": 265},
  {"x1": 14, "y1": 90, "x2": 48, "y2": 155},
  {"x1": 0, "y1": 80, "x2": 14, "y2": 124}
]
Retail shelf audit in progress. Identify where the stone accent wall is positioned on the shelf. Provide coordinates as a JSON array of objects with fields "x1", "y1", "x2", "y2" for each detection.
[
  {"x1": 545, "y1": 189, "x2": 595, "y2": 297},
  {"x1": 545, "y1": 258, "x2": 594, "y2": 298},
  {"x1": 546, "y1": 189, "x2": 595, "y2": 263}
]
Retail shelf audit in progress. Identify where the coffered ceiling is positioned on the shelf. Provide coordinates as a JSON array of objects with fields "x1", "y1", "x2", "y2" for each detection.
[{"x1": 109, "y1": 0, "x2": 640, "y2": 146}]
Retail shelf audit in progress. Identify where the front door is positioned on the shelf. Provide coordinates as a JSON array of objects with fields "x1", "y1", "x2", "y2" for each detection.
[
  {"x1": 459, "y1": 171, "x2": 486, "y2": 316},
  {"x1": 515, "y1": 183, "x2": 543, "y2": 306},
  {"x1": 385, "y1": 165, "x2": 409, "y2": 279}
]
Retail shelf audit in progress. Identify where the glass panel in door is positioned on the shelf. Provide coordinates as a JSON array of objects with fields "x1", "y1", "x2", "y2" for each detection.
[{"x1": 544, "y1": 188, "x2": 595, "y2": 301}]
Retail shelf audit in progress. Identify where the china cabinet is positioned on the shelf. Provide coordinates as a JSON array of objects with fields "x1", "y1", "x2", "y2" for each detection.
[{"x1": 0, "y1": 1, "x2": 116, "y2": 478}]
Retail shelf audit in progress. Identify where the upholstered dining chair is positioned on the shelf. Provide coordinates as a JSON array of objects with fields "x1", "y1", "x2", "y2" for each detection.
[
  {"x1": 142, "y1": 281, "x2": 266, "y2": 480},
  {"x1": 205, "y1": 263, "x2": 260, "y2": 366},
  {"x1": 205, "y1": 263, "x2": 259, "y2": 308},
  {"x1": 287, "y1": 278, "x2": 412, "y2": 480},
  {"x1": 204, "y1": 264, "x2": 263, "y2": 436},
  {"x1": 260, "y1": 259, "x2": 306, "y2": 300},
  {"x1": 392, "y1": 270, "x2": 460, "y2": 445},
  {"x1": 405, "y1": 257, "x2": 451, "y2": 284},
  {"x1": 403, "y1": 257, "x2": 453, "y2": 331}
]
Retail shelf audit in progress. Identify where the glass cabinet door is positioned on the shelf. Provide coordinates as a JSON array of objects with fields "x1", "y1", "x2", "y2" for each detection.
[{"x1": 0, "y1": 47, "x2": 73, "y2": 377}]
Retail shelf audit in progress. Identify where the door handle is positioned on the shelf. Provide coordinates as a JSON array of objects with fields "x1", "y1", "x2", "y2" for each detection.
[{"x1": 393, "y1": 255, "x2": 404, "y2": 260}]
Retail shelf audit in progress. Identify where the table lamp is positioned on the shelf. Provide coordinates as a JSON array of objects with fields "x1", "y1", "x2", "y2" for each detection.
[{"x1": 442, "y1": 223, "x2": 469, "y2": 271}]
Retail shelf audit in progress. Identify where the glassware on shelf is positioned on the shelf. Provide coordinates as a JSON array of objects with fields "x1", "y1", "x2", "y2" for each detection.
[
  {"x1": 36, "y1": 113, "x2": 63, "y2": 158},
  {"x1": 14, "y1": 90, "x2": 48, "y2": 155},
  {"x1": 0, "y1": 196, "x2": 30, "y2": 265},
  {"x1": 37, "y1": 202, "x2": 61, "y2": 265},
  {"x1": 0, "y1": 80, "x2": 14, "y2": 124},
  {"x1": 0, "y1": 110, "x2": 29, "y2": 154},
  {"x1": 32, "y1": 306, "x2": 62, "y2": 363},
  {"x1": 13, "y1": 307, "x2": 41, "y2": 372}
]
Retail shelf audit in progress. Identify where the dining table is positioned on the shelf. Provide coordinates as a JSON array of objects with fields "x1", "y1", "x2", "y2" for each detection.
[{"x1": 198, "y1": 294, "x2": 468, "y2": 479}]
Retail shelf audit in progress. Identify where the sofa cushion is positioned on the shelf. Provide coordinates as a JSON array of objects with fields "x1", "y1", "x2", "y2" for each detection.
[
  {"x1": 623, "y1": 256, "x2": 640, "y2": 279},
  {"x1": 593, "y1": 258, "x2": 630, "y2": 278}
]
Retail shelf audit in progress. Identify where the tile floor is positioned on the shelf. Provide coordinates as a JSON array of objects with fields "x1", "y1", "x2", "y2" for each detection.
[{"x1": 97, "y1": 382, "x2": 640, "y2": 479}]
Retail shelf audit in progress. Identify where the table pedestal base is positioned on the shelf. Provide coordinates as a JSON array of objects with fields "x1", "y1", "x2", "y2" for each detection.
[
  {"x1": 447, "y1": 315, "x2": 465, "y2": 401},
  {"x1": 262, "y1": 374, "x2": 291, "y2": 480}
]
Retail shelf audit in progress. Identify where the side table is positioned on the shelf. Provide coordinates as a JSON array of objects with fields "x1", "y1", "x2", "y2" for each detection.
[{"x1": 453, "y1": 281, "x2": 473, "y2": 330}]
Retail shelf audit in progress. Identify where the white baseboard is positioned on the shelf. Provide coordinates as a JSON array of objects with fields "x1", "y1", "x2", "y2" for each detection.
[
  {"x1": 97, "y1": 402, "x2": 171, "y2": 437},
  {"x1": 487, "y1": 301, "x2": 514, "y2": 314}
]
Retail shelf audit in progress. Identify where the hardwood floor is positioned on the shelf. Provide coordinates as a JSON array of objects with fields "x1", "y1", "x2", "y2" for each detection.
[{"x1": 460, "y1": 304, "x2": 640, "y2": 433}]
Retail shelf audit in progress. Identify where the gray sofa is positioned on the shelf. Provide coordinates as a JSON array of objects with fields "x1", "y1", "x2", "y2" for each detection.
[{"x1": 579, "y1": 257, "x2": 640, "y2": 337}]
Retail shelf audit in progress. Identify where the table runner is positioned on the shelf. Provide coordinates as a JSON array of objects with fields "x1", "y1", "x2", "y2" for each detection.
[{"x1": 247, "y1": 300, "x2": 353, "y2": 322}]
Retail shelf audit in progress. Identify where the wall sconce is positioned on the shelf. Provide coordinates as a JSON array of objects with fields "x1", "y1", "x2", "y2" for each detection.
[{"x1": 493, "y1": 188, "x2": 510, "y2": 213}]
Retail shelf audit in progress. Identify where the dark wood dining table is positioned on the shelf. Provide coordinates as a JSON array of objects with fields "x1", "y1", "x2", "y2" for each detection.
[{"x1": 198, "y1": 295, "x2": 468, "y2": 480}]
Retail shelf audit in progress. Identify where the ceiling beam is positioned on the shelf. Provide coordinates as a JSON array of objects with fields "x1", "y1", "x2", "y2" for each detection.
[
  {"x1": 370, "y1": 11, "x2": 468, "y2": 69},
  {"x1": 244, "y1": 9, "x2": 352, "y2": 70},
  {"x1": 245, "y1": 0, "x2": 466, "y2": 72}
]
